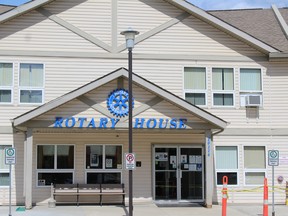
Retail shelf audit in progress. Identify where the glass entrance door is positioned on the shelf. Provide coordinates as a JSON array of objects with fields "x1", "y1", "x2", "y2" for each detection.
[{"x1": 154, "y1": 146, "x2": 203, "y2": 201}]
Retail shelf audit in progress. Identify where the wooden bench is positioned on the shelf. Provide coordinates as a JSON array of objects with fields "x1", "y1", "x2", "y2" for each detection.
[
  {"x1": 101, "y1": 184, "x2": 125, "y2": 206},
  {"x1": 52, "y1": 183, "x2": 125, "y2": 206}
]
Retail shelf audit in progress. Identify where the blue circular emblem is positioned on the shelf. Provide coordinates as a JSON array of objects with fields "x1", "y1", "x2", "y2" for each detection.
[{"x1": 107, "y1": 89, "x2": 134, "y2": 117}]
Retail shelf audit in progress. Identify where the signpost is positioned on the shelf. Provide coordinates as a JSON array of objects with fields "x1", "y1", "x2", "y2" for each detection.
[
  {"x1": 5, "y1": 147, "x2": 16, "y2": 216},
  {"x1": 125, "y1": 153, "x2": 136, "y2": 170},
  {"x1": 268, "y1": 150, "x2": 279, "y2": 216}
]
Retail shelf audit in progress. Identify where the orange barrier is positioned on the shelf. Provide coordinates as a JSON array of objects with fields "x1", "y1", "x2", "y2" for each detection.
[
  {"x1": 263, "y1": 178, "x2": 268, "y2": 216},
  {"x1": 222, "y1": 176, "x2": 228, "y2": 216}
]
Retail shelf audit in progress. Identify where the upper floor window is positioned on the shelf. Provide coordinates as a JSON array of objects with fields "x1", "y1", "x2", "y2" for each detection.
[
  {"x1": 184, "y1": 67, "x2": 206, "y2": 106},
  {"x1": 212, "y1": 68, "x2": 234, "y2": 106},
  {"x1": 19, "y1": 63, "x2": 44, "y2": 104},
  {"x1": 0, "y1": 63, "x2": 13, "y2": 104},
  {"x1": 240, "y1": 68, "x2": 262, "y2": 107},
  {"x1": 240, "y1": 68, "x2": 262, "y2": 92}
]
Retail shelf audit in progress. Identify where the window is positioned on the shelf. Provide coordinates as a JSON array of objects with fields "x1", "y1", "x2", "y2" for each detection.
[
  {"x1": 184, "y1": 67, "x2": 206, "y2": 106},
  {"x1": 240, "y1": 69, "x2": 262, "y2": 92},
  {"x1": 86, "y1": 145, "x2": 122, "y2": 184},
  {"x1": 37, "y1": 145, "x2": 74, "y2": 186},
  {"x1": 240, "y1": 68, "x2": 262, "y2": 107},
  {"x1": 244, "y1": 146, "x2": 266, "y2": 185},
  {"x1": 19, "y1": 63, "x2": 44, "y2": 104},
  {"x1": 215, "y1": 146, "x2": 238, "y2": 185},
  {"x1": 0, "y1": 63, "x2": 13, "y2": 104},
  {"x1": 212, "y1": 68, "x2": 234, "y2": 106},
  {"x1": 0, "y1": 145, "x2": 11, "y2": 186}
]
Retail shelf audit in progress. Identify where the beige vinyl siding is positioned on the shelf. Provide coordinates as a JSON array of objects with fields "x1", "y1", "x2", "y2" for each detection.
[
  {"x1": 0, "y1": 11, "x2": 104, "y2": 53},
  {"x1": 45, "y1": 0, "x2": 112, "y2": 45},
  {"x1": 133, "y1": 15, "x2": 265, "y2": 57},
  {"x1": 32, "y1": 132, "x2": 204, "y2": 204},
  {"x1": 214, "y1": 135, "x2": 287, "y2": 204},
  {"x1": 117, "y1": 0, "x2": 182, "y2": 45},
  {"x1": 0, "y1": 134, "x2": 25, "y2": 205}
]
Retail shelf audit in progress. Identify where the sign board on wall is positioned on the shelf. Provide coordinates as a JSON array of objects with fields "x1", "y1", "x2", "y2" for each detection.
[
  {"x1": 268, "y1": 150, "x2": 279, "y2": 166},
  {"x1": 125, "y1": 153, "x2": 136, "y2": 170},
  {"x1": 5, "y1": 147, "x2": 16, "y2": 165}
]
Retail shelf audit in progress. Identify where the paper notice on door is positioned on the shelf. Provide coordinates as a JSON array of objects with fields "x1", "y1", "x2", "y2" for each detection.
[
  {"x1": 170, "y1": 156, "x2": 177, "y2": 165},
  {"x1": 189, "y1": 155, "x2": 196, "y2": 163},
  {"x1": 181, "y1": 155, "x2": 187, "y2": 163},
  {"x1": 189, "y1": 164, "x2": 197, "y2": 171},
  {"x1": 196, "y1": 156, "x2": 202, "y2": 164},
  {"x1": 155, "y1": 152, "x2": 168, "y2": 161}
]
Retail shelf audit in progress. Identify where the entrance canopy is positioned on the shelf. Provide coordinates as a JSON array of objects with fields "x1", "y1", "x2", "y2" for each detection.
[{"x1": 12, "y1": 67, "x2": 227, "y2": 132}]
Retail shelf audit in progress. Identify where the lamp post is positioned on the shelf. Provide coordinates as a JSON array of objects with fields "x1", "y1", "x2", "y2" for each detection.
[{"x1": 121, "y1": 28, "x2": 139, "y2": 216}]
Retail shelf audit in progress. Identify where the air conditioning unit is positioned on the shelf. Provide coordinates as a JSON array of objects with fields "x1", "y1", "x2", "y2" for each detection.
[{"x1": 245, "y1": 95, "x2": 262, "y2": 107}]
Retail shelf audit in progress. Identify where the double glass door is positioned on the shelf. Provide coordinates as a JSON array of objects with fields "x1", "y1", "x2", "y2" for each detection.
[{"x1": 154, "y1": 146, "x2": 204, "y2": 201}]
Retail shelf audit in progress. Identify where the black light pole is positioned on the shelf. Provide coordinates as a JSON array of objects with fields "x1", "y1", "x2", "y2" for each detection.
[{"x1": 121, "y1": 28, "x2": 139, "y2": 216}]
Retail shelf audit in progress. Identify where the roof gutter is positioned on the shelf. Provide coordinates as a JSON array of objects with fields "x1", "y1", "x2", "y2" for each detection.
[{"x1": 269, "y1": 52, "x2": 288, "y2": 62}]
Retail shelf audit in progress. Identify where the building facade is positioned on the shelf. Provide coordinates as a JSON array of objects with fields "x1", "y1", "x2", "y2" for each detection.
[{"x1": 0, "y1": 0, "x2": 288, "y2": 209}]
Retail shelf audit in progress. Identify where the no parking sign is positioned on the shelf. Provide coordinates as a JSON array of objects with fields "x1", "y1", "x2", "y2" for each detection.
[{"x1": 125, "y1": 153, "x2": 136, "y2": 170}]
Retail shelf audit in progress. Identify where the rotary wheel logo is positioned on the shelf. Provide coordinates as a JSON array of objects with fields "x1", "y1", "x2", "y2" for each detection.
[{"x1": 107, "y1": 89, "x2": 134, "y2": 117}]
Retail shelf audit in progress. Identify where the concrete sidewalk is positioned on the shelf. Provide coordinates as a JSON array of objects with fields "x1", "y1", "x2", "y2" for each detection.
[{"x1": 0, "y1": 203, "x2": 287, "y2": 216}]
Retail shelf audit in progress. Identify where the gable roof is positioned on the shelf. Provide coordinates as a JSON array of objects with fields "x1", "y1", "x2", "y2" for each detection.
[
  {"x1": 12, "y1": 68, "x2": 227, "y2": 129},
  {"x1": 0, "y1": 0, "x2": 279, "y2": 55},
  {"x1": 209, "y1": 7, "x2": 288, "y2": 52}
]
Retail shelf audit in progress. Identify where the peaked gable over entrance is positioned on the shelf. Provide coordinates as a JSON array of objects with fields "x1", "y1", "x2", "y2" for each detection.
[{"x1": 12, "y1": 68, "x2": 227, "y2": 130}]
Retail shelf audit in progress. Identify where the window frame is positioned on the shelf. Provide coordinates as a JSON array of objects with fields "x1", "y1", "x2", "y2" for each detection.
[
  {"x1": 85, "y1": 144, "x2": 123, "y2": 184},
  {"x1": 183, "y1": 66, "x2": 208, "y2": 107},
  {"x1": 239, "y1": 67, "x2": 263, "y2": 107},
  {"x1": 36, "y1": 144, "x2": 75, "y2": 187},
  {"x1": 243, "y1": 145, "x2": 266, "y2": 186},
  {"x1": 0, "y1": 145, "x2": 12, "y2": 187},
  {"x1": 215, "y1": 145, "x2": 239, "y2": 186},
  {"x1": 211, "y1": 67, "x2": 235, "y2": 107},
  {"x1": 0, "y1": 62, "x2": 14, "y2": 104},
  {"x1": 18, "y1": 63, "x2": 45, "y2": 105}
]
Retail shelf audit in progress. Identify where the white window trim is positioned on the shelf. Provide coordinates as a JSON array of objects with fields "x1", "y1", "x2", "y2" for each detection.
[
  {"x1": 215, "y1": 145, "x2": 239, "y2": 187},
  {"x1": 243, "y1": 145, "x2": 266, "y2": 186},
  {"x1": 211, "y1": 67, "x2": 235, "y2": 107},
  {"x1": 85, "y1": 144, "x2": 123, "y2": 171},
  {"x1": 85, "y1": 144, "x2": 123, "y2": 184},
  {"x1": 212, "y1": 91, "x2": 235, "y2": 108},
  {"x1": 18, "y1": 63, "x2": 45, "y2": 105},
  {"x1": 85, "y1": 170, "x2": 123, "y2": 184},
  {"x1": 36, "y1": 144, "x2": 75, "y2": 187},
  {"x1": 0, "y1": 62, "x2": 14, "y2": 105},
  {"x1": 244, "y1": 170, "x2": 267, "y2": 186},
  {"x1": 36, "y1": 170, "x2": 75, "y2": 188},
  {"x1": 183, "y1": 66, "x2": 208, "y2": 107},
  {"x1": 239, "y1": 67, "x2": 263, "y2": 94}
]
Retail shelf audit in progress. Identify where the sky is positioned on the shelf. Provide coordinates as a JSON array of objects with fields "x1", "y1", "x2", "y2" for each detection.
[{"x1": 0, "y1": 0, "x2": 288, "y2": 10}]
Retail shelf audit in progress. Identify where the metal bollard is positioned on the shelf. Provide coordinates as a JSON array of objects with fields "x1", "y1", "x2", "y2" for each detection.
[
  {"x1": 263, "y1": 178, "x2": 268, "y2": 216},
  {"x1": 222, "y1": 176, "x2": 228, "y2": 216}
]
